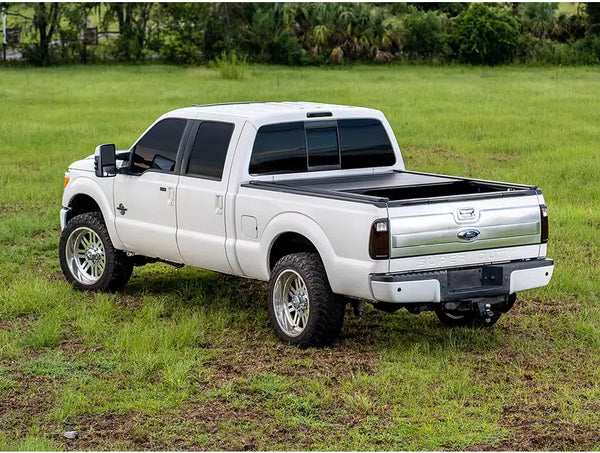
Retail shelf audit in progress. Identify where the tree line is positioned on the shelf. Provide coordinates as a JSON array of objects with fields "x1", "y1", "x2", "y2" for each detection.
[{"x1": 2, "y1": 2, "x2": 600, "y2": 67}]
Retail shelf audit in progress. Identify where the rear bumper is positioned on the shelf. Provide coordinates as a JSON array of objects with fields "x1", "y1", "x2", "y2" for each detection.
[{"x1": 370, "y1": 258, "x2": 553, "y2": 303}]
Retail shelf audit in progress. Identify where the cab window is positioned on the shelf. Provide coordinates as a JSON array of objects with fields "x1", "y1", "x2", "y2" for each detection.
[
  {"x1": 249, "y1": 122, "x2": 306, "y2": 175},
  {"x1": 130, "y1": 118, "x2": 187, "y2": 174},
  {"x1": 249, "y1": 119, "x2": 394, "y2": 176},
  {"x1": 185, "y1": 121, "x2": 235, "y2": 180}
]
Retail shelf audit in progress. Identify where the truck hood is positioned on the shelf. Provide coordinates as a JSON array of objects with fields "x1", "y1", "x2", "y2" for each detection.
[
  {"x1": 69, "y1": 150, "x2": 129, "y2": 172},
  {"x1": 69, "y1": 154, "x2": 95, "y2": 172}
]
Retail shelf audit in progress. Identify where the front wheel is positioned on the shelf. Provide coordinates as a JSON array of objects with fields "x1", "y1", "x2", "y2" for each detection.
[
  {"x1": 59, "y1": 212, "x2": 133, "y2": 292},
  {"x1": 268, "y1": 252, "x2": 345, "y2": 348}
]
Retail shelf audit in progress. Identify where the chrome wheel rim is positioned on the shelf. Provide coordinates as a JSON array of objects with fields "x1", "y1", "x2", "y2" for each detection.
[
  {"x1": 273, "y1": 269, "x2": 310, "y2": 337},
  {"x1": 65, "y1": 227, "x2": 106, "y2": 285}
]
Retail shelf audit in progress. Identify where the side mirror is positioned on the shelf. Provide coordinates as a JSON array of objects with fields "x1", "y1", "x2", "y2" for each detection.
[{"x1": 94, "y1": 144, "x2": 117, "y2": 177}]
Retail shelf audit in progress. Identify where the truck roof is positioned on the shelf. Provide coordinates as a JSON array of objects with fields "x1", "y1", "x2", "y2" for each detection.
[{"x1": 162, "y1": 102, "x2": 385, "y2": 127}]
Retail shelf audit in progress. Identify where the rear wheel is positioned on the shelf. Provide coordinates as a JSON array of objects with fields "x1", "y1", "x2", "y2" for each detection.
[
  {"x1": 268, "y1": 252, "x2": 345, "y2": 348},
  {"x1": 59, "y1": 212, "x2": 133, "y2": 292}
]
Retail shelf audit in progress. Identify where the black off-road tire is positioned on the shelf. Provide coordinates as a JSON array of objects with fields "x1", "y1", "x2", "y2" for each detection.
[
  {"x1": 268, "y1": 252, "x2": 345, "y2": 348},
  {"x1": 434, "y1": 305, "x2": 502, "y2": 328},
  {"x1": 59, "y1": 212, "x2": 133, "y2": 292}
]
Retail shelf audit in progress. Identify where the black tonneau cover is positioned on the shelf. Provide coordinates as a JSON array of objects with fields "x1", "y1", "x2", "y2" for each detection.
[{"x1": 242, "y1": 170, "x2": 539, "y2": 207}]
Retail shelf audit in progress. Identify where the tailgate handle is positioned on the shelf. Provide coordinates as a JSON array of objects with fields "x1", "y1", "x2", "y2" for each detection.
[{"x1": 458, "y1": 208, "x2": 475, "y2": 220}]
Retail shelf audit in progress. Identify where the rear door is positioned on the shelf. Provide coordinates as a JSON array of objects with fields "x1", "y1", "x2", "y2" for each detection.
[
  {"x1": 175, "y1": 118, "x2": 241, "y2": 273},
  {"x1": 387, "y1": 194, "x2": 544, "y2": 273},
  {"x1": 113, "y1": 118, "x2": 190, "y2": 263}
]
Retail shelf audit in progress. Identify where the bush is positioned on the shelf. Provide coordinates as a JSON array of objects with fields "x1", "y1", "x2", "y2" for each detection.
[
  {"x1": 330, "y1": 46, "x2": 344, "y2": 65},
  {"x1": 574, "y1": 35, "x2": 600, "y2": 64},
  {"x1": 213, "y1": 51, "x2": 248, "y2": 80},
  {"x1": 452, "y1": 3, "x2": 521, "y2": 65},
  {"x1": 265, "y1": 30, "x2": 322, "y2": 66},
  {"x1": 398, "y1": 8, "x2": 451, "y2": 60},
  {"x1": 517, "y1": 35, "x2": 579, "y2": 65},
  {"x1": 516, "y1": 33, "x2": 600, "y2": 66},
  {"x1": 158, "y1": 39, "x2": 204, "y2": 65}
]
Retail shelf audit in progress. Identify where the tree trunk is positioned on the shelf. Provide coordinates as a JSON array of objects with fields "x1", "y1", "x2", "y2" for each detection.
[
  {"x1": 33, "y1": 2, "x2": 60, "y2": 66},
  {"x1": 135, "y1": 3, "x2": 149, "y2": 61}
]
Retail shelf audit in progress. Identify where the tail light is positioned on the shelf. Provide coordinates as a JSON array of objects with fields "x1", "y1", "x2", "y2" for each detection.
[
  {"x1": 540, "y1": 204, "x2": 548, "y2": 243},
  {"x1": 369, "y1": 219, "x2": 390, "y2": 259}
]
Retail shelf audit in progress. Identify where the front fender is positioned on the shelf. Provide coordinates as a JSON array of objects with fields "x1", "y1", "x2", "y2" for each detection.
[{"x1": 63, "y1": 175, "x2": 124, "y2": 250}]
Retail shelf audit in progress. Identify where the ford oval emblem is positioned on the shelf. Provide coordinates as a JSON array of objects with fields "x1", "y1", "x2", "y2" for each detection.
[{"x1": 457, "y1": 228, "x2": 480, "y2": 241}]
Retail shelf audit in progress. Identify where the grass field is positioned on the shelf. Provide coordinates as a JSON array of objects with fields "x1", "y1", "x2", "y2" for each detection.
[{"x1": 0, "y1": 64, "x2": 599, "y2": 450}]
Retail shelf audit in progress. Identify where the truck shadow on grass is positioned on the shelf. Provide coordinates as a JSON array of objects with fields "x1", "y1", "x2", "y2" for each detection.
[{"x1": 121, "y1": 264, "x2": 504, "y2": 355}]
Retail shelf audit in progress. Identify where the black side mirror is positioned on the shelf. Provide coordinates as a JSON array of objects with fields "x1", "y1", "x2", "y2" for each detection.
[{"x1": 94, "y1": 143, "x2": 117, "y2": 177}]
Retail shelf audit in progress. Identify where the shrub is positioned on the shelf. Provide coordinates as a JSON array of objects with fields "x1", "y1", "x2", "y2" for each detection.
[
  {"x1": 214, "y1": 51, "x2": 248, "y2": 81},
  {"x1": 398, "y1": 8, "x2": 451, "y2": 60},
  {"x1": 266, "y1": 30, "x2": 321, "y2": 66},
  {"x1": 517, "y1": 35, "x2": 579, "y2": 65},
  {"x1": 329, "y1": 46, "x2": 344, "y2": 65},
  {"x1": 159, "y1": 39, "x2": 204, "y2": 65},
  {"x1": 452, "y1": 3, "x2": 521, "y2": 65},
  {"x1": 574, "y1": 34, "x2": 600, "y2": 64}
]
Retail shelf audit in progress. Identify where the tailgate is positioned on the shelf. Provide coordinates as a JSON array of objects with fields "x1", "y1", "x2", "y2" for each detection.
[{"x1": 388, "y1": 194, "x2": 543, "y2": 268}]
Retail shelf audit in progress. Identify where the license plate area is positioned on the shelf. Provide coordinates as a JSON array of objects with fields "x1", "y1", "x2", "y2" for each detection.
[{"x1": 447, "y1": 266, "x2": 504, "y2": 294}]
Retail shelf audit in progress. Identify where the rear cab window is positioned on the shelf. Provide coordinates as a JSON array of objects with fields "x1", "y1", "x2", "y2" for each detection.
[
  {"x1": 249, "y1": 118, "x2": 395, "y2": 176},
  {"x1": 249, "y1": 122, "x2": 306, "y2": 175},
  {"x1": 306, "y1": 121, "x2": 339, "y2": 169}
]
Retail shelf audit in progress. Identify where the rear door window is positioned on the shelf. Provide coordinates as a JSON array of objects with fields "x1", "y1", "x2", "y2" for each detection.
[
  {"x1": 130, "y1": 118, "x2": 187, "y2": 174},
  {"x1": 186, "y1": 121, "x2": 235, "y2": 180}
]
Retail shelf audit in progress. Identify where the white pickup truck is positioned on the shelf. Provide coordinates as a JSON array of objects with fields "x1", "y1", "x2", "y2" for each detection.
[{"x1": 59, "y1": 102, "x2": 553, "y2": 347}]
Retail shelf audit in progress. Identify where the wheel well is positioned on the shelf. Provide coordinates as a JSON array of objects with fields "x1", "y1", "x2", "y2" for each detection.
[
  {"x1": 269, "y1": 232, "x2": 319, "y2": 270},
  {"x1": 67, "y1": 194, "x2": 102, "y2": 223}
]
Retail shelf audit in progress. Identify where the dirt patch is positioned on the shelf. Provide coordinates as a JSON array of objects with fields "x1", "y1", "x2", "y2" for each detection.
[
  {"x1": 489, "y1": 154, "x2": 517, "y2": 163},
  {"x1": 209, "y1": 333, "x2": 377, "y2": 385},
  {"x1": 45, "y1": 268, "x2": 67, "y2": 282},
  {"x1": 60, "y1": 413, "x2": 144, "y2": 450},
  {"x1": 0, "y1": 373, "x2": 59, "y2": 438},
  {"x1": 472, "y1": 399, "x2": 600, "y2": 451},
  {"x1": 0, "y1": 203, "x2": 48, "y2": 216},
  {"x1": 402, "y1": 145, "x2": 470, "y2": 167},
  {"x1": 0, "y1": 320, "x2": 16, "y2": 330},
  {"x1": 511, "y1": 297, "x2": 583, "y2": 317},
  {"x1": 470, "y1": 331, "x2": 600, "y2": 451},
  {"x1": 0, "y1": 315, "x2": 32, "y2": 331},
  {"x1": 66, "y1": 401, "x2": 327, "y2": 450}
]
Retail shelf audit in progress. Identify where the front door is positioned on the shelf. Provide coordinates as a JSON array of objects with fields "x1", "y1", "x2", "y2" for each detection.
[{"x1": 113, "y1": 117, "x2": 188, "y2": 263}]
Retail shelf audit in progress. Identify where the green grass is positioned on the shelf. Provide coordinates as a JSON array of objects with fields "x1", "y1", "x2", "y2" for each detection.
[{"x1": 0, "y1": 64, "x2": 599, "y2": 450}]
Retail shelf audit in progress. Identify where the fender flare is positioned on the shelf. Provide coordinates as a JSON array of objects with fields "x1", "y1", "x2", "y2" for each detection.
[
  {"x1": 260, "y1": 211, "x2": 340, "y2": 290},
  {"x1": 64, "y1": 177, "x2": 124, "y2": 250}
]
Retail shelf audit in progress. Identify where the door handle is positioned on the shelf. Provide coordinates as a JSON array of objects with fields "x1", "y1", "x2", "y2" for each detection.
[
  {"x1": 167, "y1": 187, "x2": 175, "y2": 206},
  {"x1": 215, "y1": 195, "x2": 224, "y2": 215},
  {"x1": 159, "y1": 187, "x2": 167, "y2": 192}
]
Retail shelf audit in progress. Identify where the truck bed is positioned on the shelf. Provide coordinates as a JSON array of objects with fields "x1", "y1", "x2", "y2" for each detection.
[
  {"x1": 245, "y1": 170, "x2": 539, "y2": 207},
  {"x1": 244, "y1": 170, "x2": 543, "y2": 263}
]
